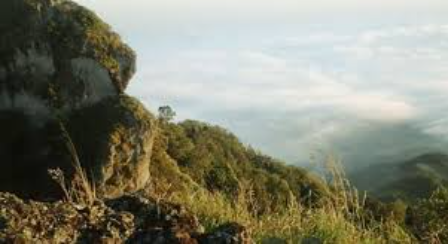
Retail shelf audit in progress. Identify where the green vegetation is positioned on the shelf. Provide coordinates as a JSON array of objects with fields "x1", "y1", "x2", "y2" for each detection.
[
  {"x1": 170, "y1": 189, "x2": 414, "y2": 243},
  {"x1": 158, "y1": 105, "x2": 177, "y2": 122},
  {"x1": 146, "y1": 152, "x2": 414, "y2": 243},
  {"x1": 142, "y1": 108, "x2": 448, "y2": 243},
  {"x1": 144, "y1": 108, "x2": 448, "y2": 243},
  {"x1": 151, "y1": 114, "x2": 328, "y2": 214},
  {"x1": 407, "y1": 187, "x2": 448, "y2": 243}
]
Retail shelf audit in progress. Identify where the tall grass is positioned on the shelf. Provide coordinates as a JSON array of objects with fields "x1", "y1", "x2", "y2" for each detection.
[
  {"x1": 48, "y1": 121, "x2": 97, "y2": 207},
  {"x1": 164, "y1": 154, "x2": 414, "y2": 243},
  {"x1": 46, "y1": 121, "x2": 414, "y2": 243}
]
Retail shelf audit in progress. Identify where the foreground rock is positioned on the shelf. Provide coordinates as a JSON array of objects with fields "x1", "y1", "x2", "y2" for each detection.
[{"x1": 0, "y1": 192, "x2": 252, "y2": 244}]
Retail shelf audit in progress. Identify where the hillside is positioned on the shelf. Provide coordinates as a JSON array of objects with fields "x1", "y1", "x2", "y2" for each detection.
[
  {"x1": 350, "y1": 153, "x2": 448, "y2": 202},
  {"x1": 150, "y1": 119, "x2": 329, "y2": 213}
]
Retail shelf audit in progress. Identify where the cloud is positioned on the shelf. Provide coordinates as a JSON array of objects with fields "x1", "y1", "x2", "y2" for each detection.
[
  {"x1": 127, "y1": 23, "x2": 448, "y2": 166},
  {"x1": 130, "y1": 50, "x2": 417, "y2": 123},
  {"x1": 76, "y1": 0, "x2": 448, "y2": 16},
  {"x1": 424, "y1": 118, "x2": 448, "y2": 138},
  {"x1": 74, "y1": 0, "x2": 448, "y2": 39},
  {"x1": 332, "y1": 25, "x2": 448, "y2": 63}
]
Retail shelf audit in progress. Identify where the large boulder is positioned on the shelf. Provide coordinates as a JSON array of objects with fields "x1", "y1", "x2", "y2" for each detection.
[
  {"x1": 0, "y1": 0, "x2": 136, "y2": 112},
  {"x1": 0, "y1": 95, "x2": 156, "y2": 200}
]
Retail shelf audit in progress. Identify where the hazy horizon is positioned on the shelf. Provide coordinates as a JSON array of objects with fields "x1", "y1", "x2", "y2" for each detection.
[{"x1": 75, "y1": 0, "x2": 448, "y2": 167}]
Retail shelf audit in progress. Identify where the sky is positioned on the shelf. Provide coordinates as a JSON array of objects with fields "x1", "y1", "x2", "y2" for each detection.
[{"x1": 76, "y1": 0, "x2": 448, "y2": 168}]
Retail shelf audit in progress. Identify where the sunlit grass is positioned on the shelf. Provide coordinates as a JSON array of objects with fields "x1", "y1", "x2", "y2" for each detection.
[{"x1": 163, "y1": 155, "x2": 415, "y2": 243}]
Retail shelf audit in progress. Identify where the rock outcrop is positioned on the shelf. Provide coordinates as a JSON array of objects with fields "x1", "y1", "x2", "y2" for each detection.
[
  {"x1": 0, "y1": 0, "x2": 135, "y2": 110},
  {"x1": 0, "y1": 0, "x2": 153, "y2": 200}
]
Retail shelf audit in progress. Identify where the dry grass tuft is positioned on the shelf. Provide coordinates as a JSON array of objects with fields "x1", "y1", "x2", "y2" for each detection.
[{"x1": 49, "y1": 121, "x2": 97, "y2": 207}]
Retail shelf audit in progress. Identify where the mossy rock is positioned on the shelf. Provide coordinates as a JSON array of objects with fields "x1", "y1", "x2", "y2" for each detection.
[
  {"x1": 67, "y1": 95, "x2": 156, "y2": 198},
  {"x1": 0, "y1": 0, "x2": 136, "y2": 111}
]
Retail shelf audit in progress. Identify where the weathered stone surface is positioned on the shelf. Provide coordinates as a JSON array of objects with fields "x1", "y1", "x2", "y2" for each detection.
[
  {"x1": 0, "y1": 193, "x2": 250, "y2": 244},
  {"x1": 67, "y1": 95, "x2": 156, "y2": 198},
  {"x1": 0, "y1": 0, "x2": 136, "y2": 111}
]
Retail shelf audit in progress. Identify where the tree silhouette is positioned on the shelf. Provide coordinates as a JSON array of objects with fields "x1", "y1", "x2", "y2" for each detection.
[{"x1": 158, "y1": 105, "x2": 176, "y2": 122}]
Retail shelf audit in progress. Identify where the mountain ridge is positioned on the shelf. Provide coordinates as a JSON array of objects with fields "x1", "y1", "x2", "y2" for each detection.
[{"x1": 350, "y1": 152, "x2": 448, "y2": 202}]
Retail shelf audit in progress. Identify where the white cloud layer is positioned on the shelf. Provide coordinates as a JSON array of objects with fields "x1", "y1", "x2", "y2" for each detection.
[
  {"x1": 132, "y1": 50, "x2": 418, "y2": 123},
  {"x1": 77, "y1": 0, "x2": 448, "y2": 16},
  {"x1": 127, "y1": 23, "x2": 448, "y2": 164}
]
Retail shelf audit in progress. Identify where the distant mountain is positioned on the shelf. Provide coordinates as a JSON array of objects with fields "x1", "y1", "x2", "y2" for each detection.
[{"x1": 349, "y1": 153, "x2": 448, "y2": 202}]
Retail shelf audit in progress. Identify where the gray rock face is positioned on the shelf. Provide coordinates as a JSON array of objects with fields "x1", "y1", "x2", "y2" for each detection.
[
  {"x1": 0, "y1": 0, "x2": 153, "y2": 201},
  {"x1": 0, "y1": 0, "x2": 136, "y2": 111},
  {"x1": 65, "y1": 58, "x2": 116, "y2": 107}
]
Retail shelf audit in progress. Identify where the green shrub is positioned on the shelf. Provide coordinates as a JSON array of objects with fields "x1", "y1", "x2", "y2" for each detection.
[
  {"x1": 156, "y1": 119, "x2": 328, "y2": 212},
  {"x1": 407, "y1": 187, "x2": 448, "y2": 243},
  {"x1": 205, "y1": 163, "x2": 240, "y2": 196}
]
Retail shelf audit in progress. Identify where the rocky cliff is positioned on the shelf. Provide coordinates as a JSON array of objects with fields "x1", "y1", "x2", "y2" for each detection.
[{"x1": 0, "y1": 0, "x2": 153, "y2": 200}]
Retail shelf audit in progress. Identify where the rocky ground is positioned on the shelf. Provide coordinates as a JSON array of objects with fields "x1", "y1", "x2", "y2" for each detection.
[{"x1": 0, "y1": 192, "x2": 251, "y2": 243}]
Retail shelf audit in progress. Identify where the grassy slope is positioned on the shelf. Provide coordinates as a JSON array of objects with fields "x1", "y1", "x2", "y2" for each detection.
[{"x1": 146, "y1": 119, "x2": 417, "y2": 243}]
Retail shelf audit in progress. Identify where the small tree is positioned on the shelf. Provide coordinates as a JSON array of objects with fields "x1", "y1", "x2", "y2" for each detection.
[{"x1": 158, "y1": 105, "x2": 176, "y2": 122}]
